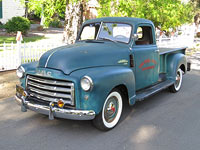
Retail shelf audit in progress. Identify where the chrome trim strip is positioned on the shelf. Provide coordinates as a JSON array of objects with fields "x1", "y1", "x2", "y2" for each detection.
[
  {"x1": 29, "y1": 87, "x2": 72, "y2": 99},
  {"x1": 96, "y1": 22, "x2": 103, "y2": 40},
  {"x1": 130, "y1": 95, "x2": 136, "y2": 99},
  {"x1": 45, "y1": 50, "x2": 58, "y2": 68},
  {"x1": 28, "y1": 75, "x2": 73, "y2": 87},
  {"x1": 27, "y1": 81, "x2": 72, "y2": 93},
  {"x1": 29, "y1": 93, "x2": 72, "y2": 105},
  {"x1": 71, "y1": 84, "x2": 75, "y2": 105},
  {"x1": 15, "y1": 96, "x2": 95, "y2": 120}
]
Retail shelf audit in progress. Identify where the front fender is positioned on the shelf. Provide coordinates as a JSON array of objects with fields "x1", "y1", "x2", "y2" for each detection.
[
  {"x1": 167, "y1": 53, "x2": 187, "y2": 81},
  {"x1": 19, "y1": 61, "x2": 38, "y2": 88},
  {"x1": 70, "y1": 66, "x2": 136, "y2": 114}
]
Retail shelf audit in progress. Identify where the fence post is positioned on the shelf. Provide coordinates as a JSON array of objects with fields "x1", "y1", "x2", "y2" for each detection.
[
  {"x1": 16, "y1": 31, "x2": 23, "y2": 66},
  {"x1": 2, "y1": 42, "x2": 6, "y2": 70}
]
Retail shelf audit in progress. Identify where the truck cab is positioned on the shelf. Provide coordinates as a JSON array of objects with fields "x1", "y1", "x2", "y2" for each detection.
[{"x1": 15, "y1": 17, "x2": 188, "y2": 131}]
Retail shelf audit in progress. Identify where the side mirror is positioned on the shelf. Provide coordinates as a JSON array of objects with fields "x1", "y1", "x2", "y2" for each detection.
[{"x1": 132, "y1": 34, "x2": 139, "y2": 41}]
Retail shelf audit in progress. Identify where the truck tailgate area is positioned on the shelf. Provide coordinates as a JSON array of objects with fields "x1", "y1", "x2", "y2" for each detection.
[{"x1": 159, "y1": 47, "x2": 187, "y2": 55}]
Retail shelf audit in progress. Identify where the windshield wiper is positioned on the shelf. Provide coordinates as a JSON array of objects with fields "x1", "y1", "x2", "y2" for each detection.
[
  {"x1": 98, "y1": 37, "x2": 118, "y2": 43},
  {"x1": 81, "y1": 39, "x2": 103, "y2": 43}
]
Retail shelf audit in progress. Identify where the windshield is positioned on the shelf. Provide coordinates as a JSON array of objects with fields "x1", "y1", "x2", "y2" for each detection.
[{"x1": 79, "y1": 22, "x2": 132, "y2": 44}]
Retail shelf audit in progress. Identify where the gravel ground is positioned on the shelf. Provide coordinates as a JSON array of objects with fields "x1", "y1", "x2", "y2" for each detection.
[
  {"x1": 0, "y1": 70, "x2": 19, "y2": 100},
  {"x1": 29, "y1": 27, "x2": 65, "y2": 45}
]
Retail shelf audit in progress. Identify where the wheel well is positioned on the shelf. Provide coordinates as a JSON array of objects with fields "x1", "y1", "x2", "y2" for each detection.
[
  {"x1": 114, "y1": 84, "x2": 129, "y2": 103},
  {"x1": 180, "y1": 64, "x2": 186, "y2": 73}
]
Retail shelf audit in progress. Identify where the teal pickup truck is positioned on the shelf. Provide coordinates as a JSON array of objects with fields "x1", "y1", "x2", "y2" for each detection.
[{"x1": 15, "y1": 17, "x2": 190, "y2": 131}]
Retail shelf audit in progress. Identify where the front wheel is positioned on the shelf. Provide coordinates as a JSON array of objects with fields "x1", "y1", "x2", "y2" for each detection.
[
  {"x1": 93, "y1": 89, "x2": 123, "y2": 131},
  {"x1": 169, "y1": 68, "x2": 183, "y2": 93}
]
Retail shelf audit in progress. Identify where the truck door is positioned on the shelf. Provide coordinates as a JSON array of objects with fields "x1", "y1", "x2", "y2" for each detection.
[{"x1": 133, "y1": 25, "x2": 159, "y2": 90}]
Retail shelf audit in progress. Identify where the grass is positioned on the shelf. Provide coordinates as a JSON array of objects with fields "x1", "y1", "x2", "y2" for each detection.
[{"x1": 0, "y1": 35, "x2": 46, "y2": 44}]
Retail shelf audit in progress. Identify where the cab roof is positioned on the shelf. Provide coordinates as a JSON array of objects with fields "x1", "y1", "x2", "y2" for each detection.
[{"x1": 83, "y1": 17, "x2": 154, "y2": 26}]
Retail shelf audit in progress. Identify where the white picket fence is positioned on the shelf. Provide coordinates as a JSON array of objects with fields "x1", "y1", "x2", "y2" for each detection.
[
  {"x1": 157, "y1": 34, "x2": 195, "y2": 48},
  {"x1": 0, "y1": 33, "x2": 195, "y2": 72},
  {"x1": 0, "y1": 42, "x2": 66, "y2": 71}
]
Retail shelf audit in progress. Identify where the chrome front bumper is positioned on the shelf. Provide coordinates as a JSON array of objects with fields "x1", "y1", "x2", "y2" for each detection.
[{"x1": 15, "y1": 95, "x2": 95, "y2": 120}]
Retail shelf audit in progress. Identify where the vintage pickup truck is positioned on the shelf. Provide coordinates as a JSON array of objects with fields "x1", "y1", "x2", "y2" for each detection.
[{"x1": 15, "y1": 17, "x2": 190, "y2": 131}]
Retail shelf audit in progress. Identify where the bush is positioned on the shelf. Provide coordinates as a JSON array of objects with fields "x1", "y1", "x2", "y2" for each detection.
[
  {"x1": 0, "y1": 22, "x2": 4, "y2": 29},
  {"x1": 5, "y1": 17, "x2": 31, "y2": 34},
  {"x1": 49, "y1": 18, "x2": 63, "y2": 28}
]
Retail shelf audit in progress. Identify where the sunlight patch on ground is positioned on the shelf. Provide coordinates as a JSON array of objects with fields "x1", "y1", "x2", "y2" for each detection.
[{"x1": 131, "y1": 125, "x2": 159, "y2": 144}]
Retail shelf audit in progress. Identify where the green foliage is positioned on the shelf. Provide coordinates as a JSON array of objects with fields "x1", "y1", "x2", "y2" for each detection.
[
  {"x1": 23, "y1": 0, "x2": 88, "y2": 27},
  {"x1": 191, "y1": 0, "x2": 200, "y2": 9},
  {"x1": 5, "y1": 17, "x2": 31, "y2": 34},
  {"x1": 191, "y1": 0, "x2": 200, "y2": 26},
  {"x1": 26, "y1": 0, "x2": 66, "y2": 27},
  {"x1": 98, "y1": 0, "x2": 195, "y2": 31},
  {"x1": 20, "y1": 0, "x2": 194, "y2": 32},
  {"x1": 0, "y1": 21, "x2": 4, "y2": 29}
]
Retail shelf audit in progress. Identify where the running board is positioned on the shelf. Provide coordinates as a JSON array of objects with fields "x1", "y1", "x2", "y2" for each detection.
[{"x1": 135, "y1": 80, "x2": 174, "y2": 101}]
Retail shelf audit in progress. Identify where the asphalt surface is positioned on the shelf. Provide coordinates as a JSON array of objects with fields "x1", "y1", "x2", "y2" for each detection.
[{"x1": 0, "y1": 71, "x2": 200, "y2": 150}]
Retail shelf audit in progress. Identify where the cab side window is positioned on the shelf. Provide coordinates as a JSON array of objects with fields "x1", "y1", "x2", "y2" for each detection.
[{"x1": 135, "y1": 26, "x2": 153, "y2": 45}]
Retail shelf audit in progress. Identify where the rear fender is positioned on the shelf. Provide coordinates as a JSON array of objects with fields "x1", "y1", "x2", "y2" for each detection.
[{"x1": 166, "y1": 53, "x2": 187, "y2": 81}]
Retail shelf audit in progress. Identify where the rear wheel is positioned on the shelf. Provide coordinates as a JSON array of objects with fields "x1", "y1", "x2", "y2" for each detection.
[
  {"x1": 93, "y1": 89, "x2": 123, "y2": 131},
  {"x1": 169, "y1": 68, "x2": 183, "y2": 93}
]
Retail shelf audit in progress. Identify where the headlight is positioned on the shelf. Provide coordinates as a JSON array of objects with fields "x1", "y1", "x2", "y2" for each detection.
[
  {"x1": 81, "y1": 76, "x2": 93, "y2": 91},
  {"x1": 16, "y1": 66, "x2": 25, "y2": 78}
]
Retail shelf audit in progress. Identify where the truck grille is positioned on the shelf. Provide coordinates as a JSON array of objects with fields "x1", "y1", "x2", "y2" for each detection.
[{"x1": 26, "y1": 75, "x2": 75, "y2": 106}]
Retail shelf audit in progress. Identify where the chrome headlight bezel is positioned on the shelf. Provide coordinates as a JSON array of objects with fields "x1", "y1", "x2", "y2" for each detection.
[
  {"x1": 80, "y1": 76, "x2": 93, "y2": 92},
  {"x1": 16, "y1": 66, "x2": 25, "y2": 78}
]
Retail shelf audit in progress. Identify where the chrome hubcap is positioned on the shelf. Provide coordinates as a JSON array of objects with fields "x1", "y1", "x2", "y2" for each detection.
[{"x1": 104, "y1": 96, "x2": 118, "y2": 123}]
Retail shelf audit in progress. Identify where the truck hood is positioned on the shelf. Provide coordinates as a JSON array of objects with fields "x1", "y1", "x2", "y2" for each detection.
[{"x1": 38, "y1": 42, "x2": 129, "y2": 74}]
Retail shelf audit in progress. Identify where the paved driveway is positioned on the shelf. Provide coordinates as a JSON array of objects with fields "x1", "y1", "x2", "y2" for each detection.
[{"x1": 0, "y1": 71, "x2": 200, "y2": 150}]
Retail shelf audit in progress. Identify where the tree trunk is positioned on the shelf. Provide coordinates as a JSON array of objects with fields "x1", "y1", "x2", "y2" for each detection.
[
  {"x1": 64, "y1": 0, "x2": 85, "y2": 44},
  {"x1": 194, "y1": 13, "x2": 200, "y2": 33},
  {"x1": 25, "y1": 1, "x2": 28, "y2": 18}
]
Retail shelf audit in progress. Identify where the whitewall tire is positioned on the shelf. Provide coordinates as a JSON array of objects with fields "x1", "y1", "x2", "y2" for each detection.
[
  {"x1": 93, "y1": 89, "x2": 123, "y2": 131},
  {"x1": 169, "y1": 68, "x2": 183, "y2": 93}
]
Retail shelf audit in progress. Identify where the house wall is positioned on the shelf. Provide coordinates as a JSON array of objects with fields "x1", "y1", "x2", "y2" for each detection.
[{"x1": 0, "y1": 0, "x2": 25, "y2": 24}]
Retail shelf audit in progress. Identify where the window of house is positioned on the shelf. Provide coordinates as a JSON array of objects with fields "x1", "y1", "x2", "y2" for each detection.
[
  {"x1": 0, "y1": 0, "x2": 2, "y2": 19},
  {"x1": 135, "y1": 26, "x2": 153, "y2": 45}
]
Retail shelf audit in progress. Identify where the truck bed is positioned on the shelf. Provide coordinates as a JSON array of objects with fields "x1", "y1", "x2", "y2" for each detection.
[
  {"x1": 159, "y1": 47, "x2": 187, "y2": 73},
  {"x1": 159, "y1": 47, "x2": 187, "y2": 55}
]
